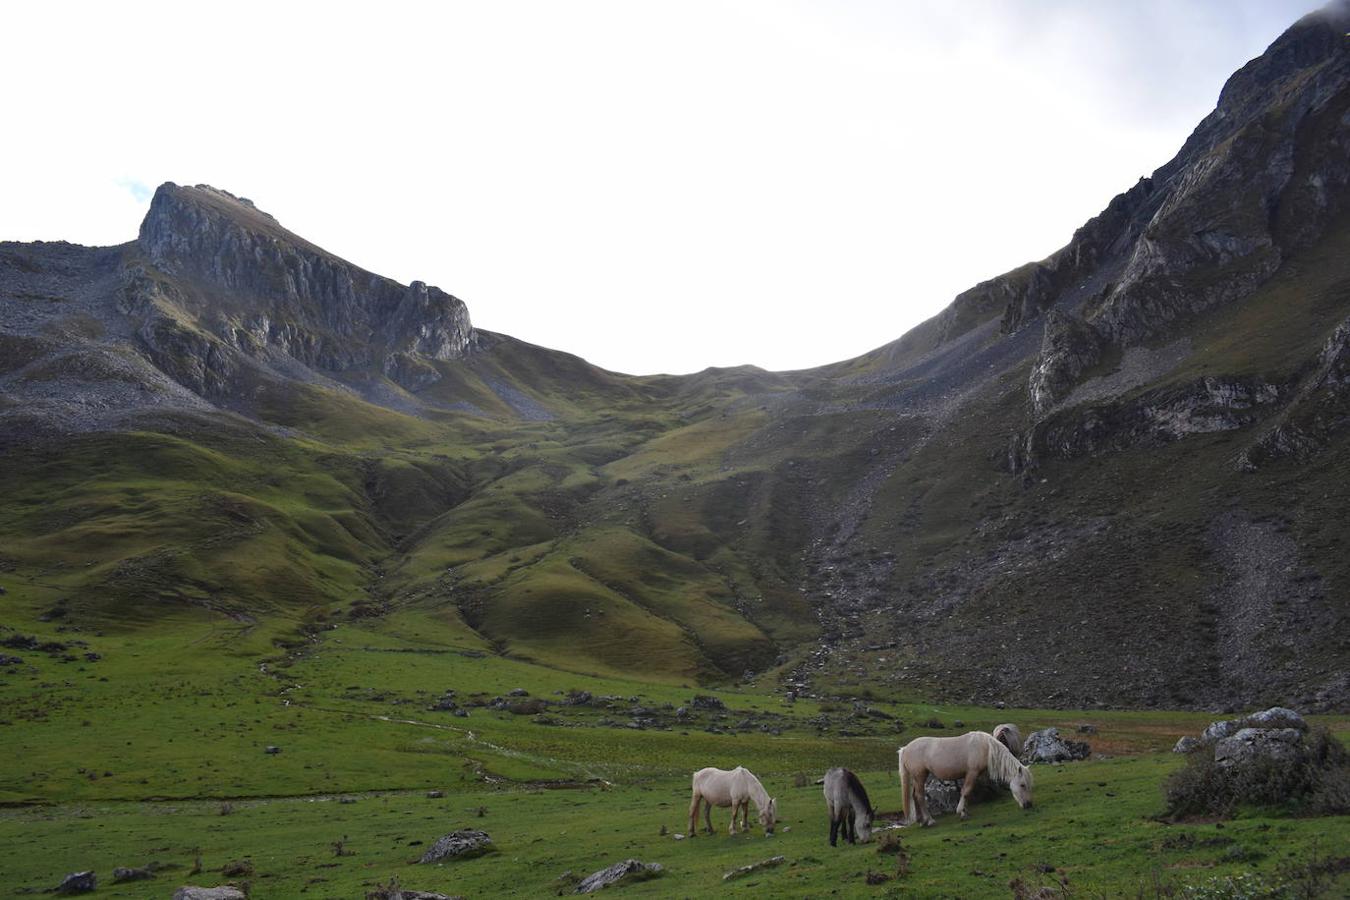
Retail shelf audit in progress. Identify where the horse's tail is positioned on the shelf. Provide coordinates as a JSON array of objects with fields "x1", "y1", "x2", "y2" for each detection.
[{"x1": 898, "y1": 747, "x2": 911, "y2": 824}]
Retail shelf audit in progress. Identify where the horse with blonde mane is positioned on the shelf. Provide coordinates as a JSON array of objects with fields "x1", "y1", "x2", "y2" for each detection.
[
  {"x1": 898, "y1": 731, "x2": 1033, "y2": 826},
  {"x1": 688, "y1": 766, "x2": 777, "y2": 836},
  {"x1": 992, "y1": 723, "x2": 1023, "y2": 757}
]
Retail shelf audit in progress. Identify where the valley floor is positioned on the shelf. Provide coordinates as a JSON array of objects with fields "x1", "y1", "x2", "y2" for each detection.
[{"x1": 2, "y1": 609, "x2": 1347, "y2": 897}]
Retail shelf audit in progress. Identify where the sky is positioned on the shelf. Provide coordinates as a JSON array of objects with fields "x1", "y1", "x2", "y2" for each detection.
[{"x1": 1, "y1": 1, "x2": 1319, "y2": 375}]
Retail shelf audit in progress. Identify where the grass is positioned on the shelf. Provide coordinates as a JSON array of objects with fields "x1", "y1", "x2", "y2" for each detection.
[{"x1": 1, "y1": 594, "x2": 1347, "y2": 897}]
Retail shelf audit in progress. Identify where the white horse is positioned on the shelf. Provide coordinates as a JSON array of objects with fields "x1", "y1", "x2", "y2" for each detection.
[
  {"x1": 688, "y1": 766, "x2": 778, "y2": 836},
  {"x1": 992, "y1": 723, "x2": 1023, "y2": 757},
  {"x1": 898, "y1": 731, "x2": 1033, "y2": 826}
]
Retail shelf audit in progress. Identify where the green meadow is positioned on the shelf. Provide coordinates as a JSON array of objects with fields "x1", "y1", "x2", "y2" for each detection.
[{"x1": 2, "y1": 596, "x2": 1346, "y2": 898}]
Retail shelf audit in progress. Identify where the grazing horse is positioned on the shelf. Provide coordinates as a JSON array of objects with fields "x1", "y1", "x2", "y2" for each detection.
[
  {"x1": 992, "y1": 723, "x2": 1023, "y2": 758},
  {"x1": 898, "y1": 731, "x2": 1033, "y2": 826},
  {"x1": 823, "y1": 767, "x2": 873, "y2": 846},
  {"x1": 688, "y1": 766, "x2": 777, "y2": 836}
]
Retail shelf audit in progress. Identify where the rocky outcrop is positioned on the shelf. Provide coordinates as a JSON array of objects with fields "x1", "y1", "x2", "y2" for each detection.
[
  {"x1": 1094, "y1": 4, "x2": 1350, "y2": 345},
  {"x1": 134, "y1": 183, "x2": 476, "y2": 391},
  {"x1": 1029, "y1": 310, "x2": 1108, "y2": 416},
  {"x1": 1241, "y1": 315, "x2": 1350, "y2": 469},
  {"x1": 1031, "y1": 376, "x2": 1281, "y2": 461},
  {"x1": 418, "y1": 829, "x2": 494, "y2": 863}
]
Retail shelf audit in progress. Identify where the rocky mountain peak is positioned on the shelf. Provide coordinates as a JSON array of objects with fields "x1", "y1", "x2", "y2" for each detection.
[{"x1": 130, "y1": 182, "x2": 476, "y2": 393}]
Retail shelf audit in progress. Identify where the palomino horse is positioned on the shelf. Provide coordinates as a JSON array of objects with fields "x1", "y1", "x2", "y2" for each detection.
[
  {"x1": 688, "y1": 766, "x2": 777, "y2": 836},
  {"x1": 898, "y1": 731, "x2": 1033, "y2": 826},
  {"x1": 823, "y1": 767, "x2": 873, "y2": 845},
  {"x1": 992, "y1": 723, "x2": 1023, "y2": 758}
]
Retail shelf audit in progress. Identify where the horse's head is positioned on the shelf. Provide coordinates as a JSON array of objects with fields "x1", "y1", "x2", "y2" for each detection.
[
  {"x1": 855, "y1": 809, "x2": 873, "y2": 843},
  {"x1": 760, "y1": 797, "x2": 778, "y2": 834},
  {"x1": 1010, "y1": 765, "x2": 1034, "y2": 809}
]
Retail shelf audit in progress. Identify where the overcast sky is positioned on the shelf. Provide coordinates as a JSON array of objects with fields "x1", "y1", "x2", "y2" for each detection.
[{"x1": 2, "y1": 1, "x2": 1317, "y2": 374}]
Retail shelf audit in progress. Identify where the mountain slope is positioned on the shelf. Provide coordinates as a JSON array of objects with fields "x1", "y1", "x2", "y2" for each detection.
[{"x1": 2, "y1": 3, "x2": 1349, "y2": 708}]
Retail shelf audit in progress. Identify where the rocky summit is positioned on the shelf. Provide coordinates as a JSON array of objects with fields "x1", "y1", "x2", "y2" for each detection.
[{"x1": 2, "y1": 4, "x2": 1350, "y2": 712}]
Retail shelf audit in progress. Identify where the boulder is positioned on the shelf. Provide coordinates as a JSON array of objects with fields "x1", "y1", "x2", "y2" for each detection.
[
  {"x1": 1214, "y1": 727, "x2": 1304, "y2": 767},
  {"x1": 1022, "y1": 728, "x2": 1091, "y2": 763},
  {"x1": 575, "y1": 859, "x2": 663, "y2": 893},
  {"x1": 172, "y1": 888, "x2": 246, "y2": 900},
  {"x1": 1200, "y1": 707, "x2": 1308, "y2": 745},
  {"x1": 55, "y1": 871, "x2": 96, "y2": 894},
  {"x1": 690, "y1": 694, "x2": 726, "y2": 711},
  {"x1": 1173, "y1": 736, "x2": 1203, "y2": 754},
  {"x1": 418, "y1": 829, "x2": 494, "y2": 863}
]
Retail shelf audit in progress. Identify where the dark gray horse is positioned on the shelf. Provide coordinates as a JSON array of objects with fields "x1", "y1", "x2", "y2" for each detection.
[{"x1": 823, "y1": 767, "x2": 873, "y2": 845}]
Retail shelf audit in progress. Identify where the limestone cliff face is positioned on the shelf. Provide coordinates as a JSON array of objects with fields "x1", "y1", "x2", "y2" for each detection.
[
  {"x1": 134, "y1": 183, "x2": 475, "y2": 390},
  {"x1": 1000, "y1": 3, "x2": 1350, "y2": 351}
]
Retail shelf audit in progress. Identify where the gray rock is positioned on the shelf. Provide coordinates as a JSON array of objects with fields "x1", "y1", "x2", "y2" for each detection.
[
  {"x1": 1243, "y1": 707, "x2": 1307, "y2": 732},
  {"x1": 690, "y1": 694, "x2": 726, "y2": 711},
  {"x1": 418, "y1": 829, "x2": 494, "y2": 863},
  {"x1": 1173, "y1": 736, "x2": 1203, "y2": 754},
  {"x1": 1022, "y1": 727, "x2": 1091, "y2": 763},
  {"x1": 112, "y1": 866, "x2": 154, "y2": 882},
  {"x1": 55, "y1": 871, "x2": 96, "y2": 894},
  {"x1": 1199, "y1": 707, "x2": 1308, "y2": 745},
  {"x1": 575, "y1": 859, "x2": 663, "y2": 893},
  {"x1": 923, "y1": 773, "x2": 999, "y2": 814},
  {"x1": 1214, "y1": 727, "x2": 1304, "y2": 767},
  {"x1": 172, "y1": 888, "x2": 246, "y2": 900}
]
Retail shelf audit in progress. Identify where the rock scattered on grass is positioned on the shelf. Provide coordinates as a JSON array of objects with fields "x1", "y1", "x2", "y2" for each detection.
[
  {"x1": 418, "y1": 829, "x2": 494, "y2": 864},
  {"x1": 574, "y1": 859, "x2": 663, "y2": 893},
  {"x1": 1022, "y1": 728, "x2": 1091, "y2": 763},
  {"x1": 723, "y1": 855, "x2": 785, "y2": 881},
  {"x1": 55, "y1": 871, "x2": 96, "y2": 894},
  {"x1": 172, "y1": 888, "x2": 247, "y2": 900},
  {"x1": 112, "y1": 865, "x2": 154, "y2": 882}
]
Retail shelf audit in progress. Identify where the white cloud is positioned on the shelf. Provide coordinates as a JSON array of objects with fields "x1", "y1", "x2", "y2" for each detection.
[{"x1": 0, "y1": 0, "x2": 1314, "y2": 374}]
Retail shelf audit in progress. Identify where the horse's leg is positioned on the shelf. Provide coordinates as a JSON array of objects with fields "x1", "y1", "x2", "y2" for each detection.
[
  {"x1": 704, "y1": 799, "x2": 714, "y2": 834},
  {"x1": 900, "y1": 759, "x2": 912, "y2": 826},
  {"x1": 829, "y1": 811, "x2": 839, "y2": 847},
  {"x1": 956, "y1": 769, "x2": 979, "y2": 820},
  {"x1": 914, "y1": 767, "x2": 934, "y2": 827},
  {"x1": 688, "y1": 792, "x2": 700, "y2": 837},
  {"x1": 844, "y1": 808, "x2": 856, "y2": 844}
]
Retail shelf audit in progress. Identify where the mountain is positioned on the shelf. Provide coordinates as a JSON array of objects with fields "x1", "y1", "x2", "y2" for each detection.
[{"x1": 2, "y1": 3, "x2": 1349, "y2": 711}]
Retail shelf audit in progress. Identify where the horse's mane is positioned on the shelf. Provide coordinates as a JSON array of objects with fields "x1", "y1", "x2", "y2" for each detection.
[
  {"x1": 978, "y1": 731, "x2": 1031, "y2": 786},
  {"x1": 843, "y1": 768, "x2": 873, "y2": 816}
]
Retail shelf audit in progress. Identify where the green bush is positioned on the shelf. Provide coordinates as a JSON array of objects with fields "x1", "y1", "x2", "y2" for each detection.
[{"x1": 1163, "y1": 728, "x2": 1350, "y2": 819}]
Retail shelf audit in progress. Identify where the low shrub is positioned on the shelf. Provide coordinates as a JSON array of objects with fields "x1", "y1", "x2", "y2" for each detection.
[{"x1": 1163, "y1": 728, "x2": 1350, "y2": 819}]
